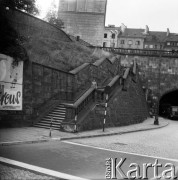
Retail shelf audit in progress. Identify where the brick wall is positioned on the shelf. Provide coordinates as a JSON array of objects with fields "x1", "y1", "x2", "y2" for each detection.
[
  {"x1": 120, "y1": 55, "x2": 178, "y2": 97},
  {"x1": 77, "y1": 68, "x2": 149, "y2": 131}
]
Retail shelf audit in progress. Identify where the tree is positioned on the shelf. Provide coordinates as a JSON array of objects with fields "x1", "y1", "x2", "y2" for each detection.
[
  {"x1": 45, "y1": 1, "x2": 64, "y2": 29},
  {"x1": 0, "y1": 0, "x2": 39, "y2": 15},
  {"x1": 0, "y1": 6, "x2": 28, "y2": 61}
]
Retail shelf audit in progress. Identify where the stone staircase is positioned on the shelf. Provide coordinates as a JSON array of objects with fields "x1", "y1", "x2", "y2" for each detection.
[{"x1": 34, "y1": 104, "x2": 66, "y2": 130}]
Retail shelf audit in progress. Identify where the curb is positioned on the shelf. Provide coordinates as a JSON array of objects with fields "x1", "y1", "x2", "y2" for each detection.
[
  {"x1": 0, "y1": 157, "x2": 89, "y2": 180},
  {"x1": 0, "y1": 139, "x2": 50, "y2": 146},
  {"x1": 59, "y1": 122, "x2": 169, "y2": 141},
  {"x1": 0, "y1": 122, "x2": 169, "y2": 146}
]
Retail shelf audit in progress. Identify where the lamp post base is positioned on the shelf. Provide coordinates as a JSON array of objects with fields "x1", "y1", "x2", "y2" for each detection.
[{"x1": 154, "y1": 115, "x2": 159, "y2": 125}]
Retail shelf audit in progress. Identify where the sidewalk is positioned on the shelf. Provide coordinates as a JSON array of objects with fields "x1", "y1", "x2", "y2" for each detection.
[{"x1": 0, "y1": 117, "x2": 169, "y2": 146}]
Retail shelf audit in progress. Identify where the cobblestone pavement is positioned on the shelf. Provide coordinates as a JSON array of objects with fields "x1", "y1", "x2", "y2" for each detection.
[
  {"x1": 0, "y1": 163, "x2": 60, "y2": 180},
  {"x1": 70, "y1": 119, "x2": 178, "y2": 162}
]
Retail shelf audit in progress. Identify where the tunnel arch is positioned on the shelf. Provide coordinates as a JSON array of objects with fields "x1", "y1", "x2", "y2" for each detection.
[{"x1": 159, "y1": 89, "x2": 178, "y2": 117}]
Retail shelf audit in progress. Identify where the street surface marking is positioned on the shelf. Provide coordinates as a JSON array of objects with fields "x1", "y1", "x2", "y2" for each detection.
[
  {"x1": 0, "y1": 156, "x2": 90, "y2": 180},
  {"x1": 63, "y1": 141, "x2": 178, "y2": 163}
]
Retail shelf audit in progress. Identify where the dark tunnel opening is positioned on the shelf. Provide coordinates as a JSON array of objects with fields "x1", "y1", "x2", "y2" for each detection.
[{"x1": 159, "y1": 90, "x2": 178, "y2": 119}]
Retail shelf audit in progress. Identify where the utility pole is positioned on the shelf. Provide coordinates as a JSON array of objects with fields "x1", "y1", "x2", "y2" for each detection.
[{"x1": 154, "y1": 52, "x2": 161, "y2": 125}]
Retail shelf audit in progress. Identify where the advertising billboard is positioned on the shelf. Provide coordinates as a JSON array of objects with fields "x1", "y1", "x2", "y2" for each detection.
[{"x1": 0, "y1": 54, "x2": 23, "y2": 110}]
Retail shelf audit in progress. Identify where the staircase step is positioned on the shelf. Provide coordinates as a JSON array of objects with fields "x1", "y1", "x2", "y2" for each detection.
[
  {"x1": 34, "y1": 124, "x2": 60, "y2": 130},
  {"x1": 39, "y1": 119, "x2": 63, "y2": 124},
  {"x1": 42, "y1": 117, "x2": 65, "y2": 121},
  {"x1": 52, "y1": 109, "x2": 66, "y2": 113},
  {"x1": 47, "y1": 113, "x2": 65, "y2": 117},
  {"x1": 54, "y1": 106, "x2": 66, "y2": 109},
  {"x1": 48, "y1": 112, "x2": 65, "y2": 116},
  {"x1": 36, "y1": 121, "x2": 62, "y2": 126},
  {"x1": 45, "y1": 114, "x2": 65, "y2": 118}
]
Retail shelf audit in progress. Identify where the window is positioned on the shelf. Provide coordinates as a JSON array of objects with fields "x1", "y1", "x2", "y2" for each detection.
[
  {"x1": 135, "y1": 41, "x2": 140, "y2": 45},
  {"x1": 167, "y1": 42, "x2": 170, "y2": 46},
  {"x1": 149, "y1": 45, "x2": 153, "y2": 48},
  {"x1": 120, "y1": 40, "x2": 125, "y2": 44},
  {"x1": 128, "y1": 40, "x2": 133, "y2": 45},
  {"x1": 155, "y1": 45, "x2": 157, "y2": 49},
  {"x1": 104, "y1": 33, "x2": 107, "y2": 38},
  {"x1": 111, "y1": 33, "x2": 115, "y2": 39},
  {"x1": 145, "y1": 44, "x2": 149, "y2": 48}
]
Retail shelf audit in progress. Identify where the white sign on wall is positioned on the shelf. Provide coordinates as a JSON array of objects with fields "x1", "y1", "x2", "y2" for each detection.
[{"x1": 0, "y1": 54, "x2": 23, "y2": 110}]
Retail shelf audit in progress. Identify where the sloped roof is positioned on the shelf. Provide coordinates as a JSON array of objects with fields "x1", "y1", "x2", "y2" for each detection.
[
  {"x1": 145, "y1": 31, "x2": 167, "y2": 42},
  {"x1": 164, "y1": 33, "x2": 178, "y2": 42},
  {"x1": 119, "y1": 28, "x2": 145, "y2": 38}
]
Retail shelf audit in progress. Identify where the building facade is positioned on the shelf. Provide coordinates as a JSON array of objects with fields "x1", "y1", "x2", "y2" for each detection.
[
  {"x1": 58, "y1": 0, "x2": 107, "y2": 46},
  {"x1": 117, "y1": 24, "x2": 145, "y2": 49},
  {"x1": 164, "y1": 30, "x2": 178, "y2": 51},
  {"x1": 103, "y1": 25, "x2": 120, "y2": 48},
  {"x1": 117, "y1": 25, "x2": 178, "y2": 51}
]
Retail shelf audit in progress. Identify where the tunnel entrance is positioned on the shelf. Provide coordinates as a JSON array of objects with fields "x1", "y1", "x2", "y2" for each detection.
[{"x1": 159, "y1": 90, "x2": 178, "y2": 119}]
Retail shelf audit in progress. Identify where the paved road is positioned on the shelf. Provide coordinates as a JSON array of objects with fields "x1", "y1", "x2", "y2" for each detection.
[
  {"x1": 0, "y1": 139, "x2": 178, "y2": 179},
  {"x1": 71, "y1": 119, "x2": 178, "y2": 160}
]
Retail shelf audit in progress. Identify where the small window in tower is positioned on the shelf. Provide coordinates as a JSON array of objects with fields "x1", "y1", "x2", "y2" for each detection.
[
  {"x1": 104, "y1": 33, "x2": 107, "y2": 38},
  {"x1": 120, "y1": 40, "x2": 125, "y2": 44},
  {"x1": 128, "y1": 40, "x2": 133, "y2": 45}
]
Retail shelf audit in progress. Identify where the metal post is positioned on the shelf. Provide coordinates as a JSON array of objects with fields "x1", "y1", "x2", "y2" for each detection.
[
  {"x1": 49, "y1": 117, "x2": 53, "y2": 137},
  {"x1": 74, "y1": 113, "x2": 78, "y2": 133},
  {"x1": 154, "y1": 53, "x2": 161, "y2": 125},
  {"x1": 103, "y1": 94, "x2": 108, "y2": 132}
]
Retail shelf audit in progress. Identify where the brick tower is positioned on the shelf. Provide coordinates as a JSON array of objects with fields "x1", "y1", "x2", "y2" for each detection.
[{"x1": 58, "y1": 0, "x2": 107, "y2": 46}]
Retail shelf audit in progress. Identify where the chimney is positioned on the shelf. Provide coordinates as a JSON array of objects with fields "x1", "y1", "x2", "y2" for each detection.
[
  {"x1": 144, "y1": 25, "x2": 149, "y2": 34},
  {"x1": 167, "y1": 28, "x2": 170, "y2": 36},
  {"x1": 76, "y1": 36, "x2": 80, "y2": 41},
  {"x1": 121, "y1": 23, "x2": 127, "y2": 33}
]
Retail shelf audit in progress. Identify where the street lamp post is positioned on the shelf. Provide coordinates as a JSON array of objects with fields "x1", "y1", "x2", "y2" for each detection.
[{"x1": 154, "y1": 52, "x2": 161, "y2": 125}]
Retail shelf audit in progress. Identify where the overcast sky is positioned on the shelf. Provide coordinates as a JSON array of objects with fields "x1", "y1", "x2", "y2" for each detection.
[
  {"x1": 36, "y1": 0, "x2": 178, "y2": 33},
  {"x1": 105, "y1": 0, "x2": 178, "y2": 33}
]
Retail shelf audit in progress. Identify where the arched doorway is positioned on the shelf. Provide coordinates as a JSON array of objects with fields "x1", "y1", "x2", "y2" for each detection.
[{"x1": 159, "y1": 90, "x2": 178, "y2": 118}]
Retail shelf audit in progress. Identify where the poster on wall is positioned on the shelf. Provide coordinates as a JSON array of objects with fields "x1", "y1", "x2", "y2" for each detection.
[{"x1": 0, "y1": 54, "x2": 23, "y2": 110}]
